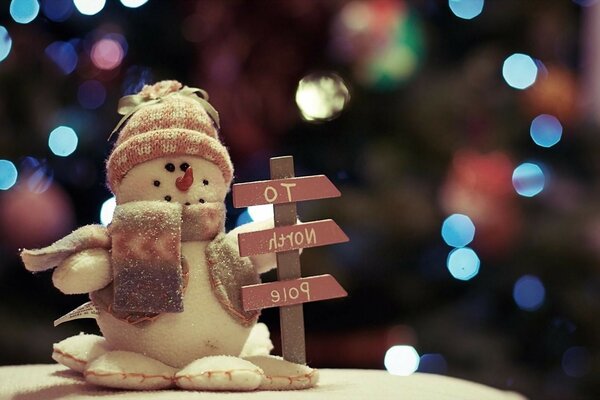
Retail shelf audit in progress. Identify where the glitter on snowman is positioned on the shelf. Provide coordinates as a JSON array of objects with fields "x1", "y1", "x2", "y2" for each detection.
[{"x1": 21, "y1": 81, "x2": 318, "y2": 391}]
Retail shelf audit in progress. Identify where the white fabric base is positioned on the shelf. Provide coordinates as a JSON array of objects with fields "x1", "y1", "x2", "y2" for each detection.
[{"x1": 0, "y1": 364, "x2": 526, "y2": 400}]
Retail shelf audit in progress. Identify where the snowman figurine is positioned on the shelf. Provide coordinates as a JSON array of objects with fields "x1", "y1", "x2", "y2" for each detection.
[{"x1": 21, "y1": 81, "x2": 318, "y2": 391}]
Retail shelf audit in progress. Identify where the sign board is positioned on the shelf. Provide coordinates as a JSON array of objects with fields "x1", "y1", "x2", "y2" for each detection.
[
  {"x1": 238, "y1": 219, "x2": 349, "y2": 257},
  {"x1": 241, "y1": 274, "x2": 347, "y2": 311},
  {"x1": 232, "y1": 175, "x2": 340, "y2": 208},
  {"x1": 232, "y1": 156, "x2": 348, "y2": 365}
]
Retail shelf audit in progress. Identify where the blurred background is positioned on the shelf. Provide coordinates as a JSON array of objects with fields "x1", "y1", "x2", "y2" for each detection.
[{"x1": 0, "y1": 0, "x2": 599, "y2": 399}]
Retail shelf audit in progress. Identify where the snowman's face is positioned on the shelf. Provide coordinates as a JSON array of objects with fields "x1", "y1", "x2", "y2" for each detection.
[{"x1": 116, "y1": 156, "x2": 228, "y2": 205}]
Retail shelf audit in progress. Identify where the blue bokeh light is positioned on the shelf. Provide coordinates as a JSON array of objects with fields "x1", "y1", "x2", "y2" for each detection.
[
  {"x1": 448, "y1": 0, "x2": 484, "y2": 20},
  {"x1": 45, "y1": 41, "x2": 78, "y2": 75},
  {"x1": 78, "y1": 80, "x2": 107, "y2": 109},
  {"x1": 530, "y1": 114, "x2": 562, "y2": 148},
  {"x1": 10, "y1": 0, "x2": 40, "y2": 24},
  {"x1": 48, "y1": 126, "x2": 78, "y2": 157},
  {"x1": 418, "y1": 353, "x2": 448, "y2": 374},
  {"x1": 513, "y1": 275, "x2": 545, "y2": 311},
  {"x1": 572, "y1": 0, "x2": 598, "y2": 6},
  {"x1": 502, "y1": 53, "x2": 538, "y2": 90},
  {"x1": 42, "y1": 0, "x2": 74, "y2": 22},
  {"x1": 441, "y1": 214, "x2": 475, "y2": 248},
  {"x1": 20, "y1": 156, "x2": 52, "y2": 193},
  {"x1": 0, "y1": 26, "x2": 12, "y2": 63},
  {"x1": 562, "y1": 347, "x2": 591, "y2": 378},
  {"x1": 447, "y1": 247, "x2": 480, "y2": 281},
  {"x1": 512, "y1": 162, "x2": 545, "y2": 197},
  {"x1": 0, "y1": 159, "x2": 18, "y2": 190},
  {"x1": 235, "y1": 210, "x2": 253, "y2": 227}
]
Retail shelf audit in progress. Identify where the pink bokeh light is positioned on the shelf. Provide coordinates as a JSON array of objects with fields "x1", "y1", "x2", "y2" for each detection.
[{"x1": 91, "y1": 38, "x2": 124, "y2": 70}]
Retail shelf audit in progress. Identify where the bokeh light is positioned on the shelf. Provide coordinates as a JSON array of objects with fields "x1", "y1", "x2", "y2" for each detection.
[
  {"x1": 120, "y1": 0, "x2": 150, "y2": 8},
  {"x1": 10, "y1": 0, "x2": 40, "y2": 24},
  {"x1": 530, "y1": 114, "x2": 562, "y2": 148},
  {"x1": 73, "y1": 0, "x2": 105, "y2": 16},
  {"x1": 235, "y1": 210, "x2": 253, "y2": 227},
  {"x1": 561, "y1": 347, "x2": 591, "y2": 378},
  {"x1": 418, "y1": 353, "x2": 448, "y2": 374},
  {"x1": 91, "y1": 38, "x2": 125, "y2": 70},
  {"x1": 447, "y1": 247, "x2": 480, "y2": 281},
  {"x1": 42, "y1": 0, "x2": 73, "y2": 22},
  {"x1": 332, "y1": 1, "x2": 425, "y2": 89},
  {"x1": 448, "y1": 0, "x2": 484, "y2": 20},
  {"x1": 512, "y1": 162, "x2": 545, "y2": 197},
  {"x1": 78, "y1": 80, "x2": 107, "y2": 109},
  {"x1": 295, "y1": 73, "x2": 350, "y2": 122},
  {"x1": 0, "y1": 182, "x2": 75, "y2": 249},
  {"x1": 384, "y1": 345, "x2": 420, "y2": 376},
  {"x1": 48, "y1": 126, "x2": 78, "y2": 157},
  {"x1": 247, "y1": 204, "x2": 274, "y2": 222},
  {"x1": 502, "y1": 53, "x2": 538, "y2": 90},
  {"x1": 21, "y1": 157, "x2": 53, "y2": 193},
  {"x1": 513, "y1": 275, "x2": 545, "y2": 311},
  {"x1": 441, "y1": 214, "x2": 475, "y2": 248},
  {"x1": 100, "y1": 196, "x2": 116, "y2": 226},
  {"x1": 45, "y1": 41, "x2": 78, "y2": 75},
  {"x1": 572, "y1": 0, "x2": 598, "y2": 6},
  {"x1": 0, "y1": 160, "x2": 18, "y2": 190},
  {"x1": 0, "y1": 26, "x2": 12, "y2": 63}
]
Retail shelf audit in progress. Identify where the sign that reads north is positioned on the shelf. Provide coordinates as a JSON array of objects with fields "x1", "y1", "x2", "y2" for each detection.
[{"x1": 238, "y1": 219, "x2": 349, "y2": 257}]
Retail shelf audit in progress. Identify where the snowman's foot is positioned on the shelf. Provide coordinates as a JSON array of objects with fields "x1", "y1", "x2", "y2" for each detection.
[
  {"x1": 52, "y1": 333, "x2": 110, "y2": 373},
  {"x1": 84, "y1": 350, "x2": 176, "y2": 390},
  {"x1": 175, "y1": 356, "x2": 263, "y2": 391},
  {"x1": 239, "y1": 322, "x2": 274, "y2": 357},
  {"x1": 244, "y1": 355, "x2": 318, "y2": 390}
]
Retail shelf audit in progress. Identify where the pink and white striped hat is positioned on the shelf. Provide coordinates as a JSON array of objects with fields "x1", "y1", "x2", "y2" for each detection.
[{"x1": 106, "y1": 80, "x2": 233, "y2": 193}]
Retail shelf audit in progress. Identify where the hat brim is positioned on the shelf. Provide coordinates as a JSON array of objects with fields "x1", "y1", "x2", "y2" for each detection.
[{"x1": 106, "y1": 129, "x2": 233, "y2": 193}]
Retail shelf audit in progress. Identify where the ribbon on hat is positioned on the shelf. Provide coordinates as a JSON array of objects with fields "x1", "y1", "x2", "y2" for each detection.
[{"x1": 109, "y1": 85, "x2": 220, "y2": 141}]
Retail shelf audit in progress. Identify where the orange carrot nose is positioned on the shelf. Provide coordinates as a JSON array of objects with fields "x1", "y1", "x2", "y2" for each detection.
[{"x1": 176, "y1": 167, "x2": 194, "y2": 192}]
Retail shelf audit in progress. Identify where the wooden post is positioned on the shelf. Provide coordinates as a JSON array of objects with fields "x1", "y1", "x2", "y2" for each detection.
[{"x1": 270, "y1": 155, "x2": 306, "y2": 364}]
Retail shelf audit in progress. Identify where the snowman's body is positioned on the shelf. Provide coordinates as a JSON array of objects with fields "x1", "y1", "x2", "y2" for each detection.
[{"x1": 97, "y1": 240, "x2": 252, "y2": 368}]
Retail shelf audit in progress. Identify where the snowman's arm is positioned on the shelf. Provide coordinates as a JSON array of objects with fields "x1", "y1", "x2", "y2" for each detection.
[
  {"x1": 227, "y1": 220, "x2": 277, "y2": 274},
  {"x1": 52, "y1": 249, "x2": 113, "y2": 295}
]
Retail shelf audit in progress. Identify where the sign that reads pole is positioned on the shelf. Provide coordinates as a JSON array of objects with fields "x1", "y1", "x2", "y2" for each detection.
[
  {"x1": 242, "y1": 274, "x2": 347, "y2": 311},
  {"x1": 232, "y1": 156, "x2": 348, "y2": 365}
]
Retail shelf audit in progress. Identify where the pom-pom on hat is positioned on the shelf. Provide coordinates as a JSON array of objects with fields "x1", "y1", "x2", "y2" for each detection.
[{"x1": 106, "y1": 80, "x2": 233, "y2": 193}]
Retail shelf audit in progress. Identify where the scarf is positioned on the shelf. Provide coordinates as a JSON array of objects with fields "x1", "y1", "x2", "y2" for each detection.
[{"x1": 109, "y1": 200, "x2": 224, "y2": 314}]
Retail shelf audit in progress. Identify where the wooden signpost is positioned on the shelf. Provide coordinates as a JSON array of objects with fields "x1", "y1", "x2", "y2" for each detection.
[{"x1": 232, "y1": 156, "x2": 348, "y2": 364}]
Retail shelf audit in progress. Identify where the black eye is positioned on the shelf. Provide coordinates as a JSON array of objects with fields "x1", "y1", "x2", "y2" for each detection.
[
  {"x1": 180, "y1": 163, "x2": 190, "y2": 172},
  {"x1": 185, "y1": 202, "x2": 191, "y2": 206},
  {"x1": 153, "y1": 180, "x2": 160, "y2": 187},
  {"x1": 203, "y1": 179, "x2": 209, "y2": 185},
  {"x1": 165, "y1": 195, "x2": 172, "y2": 201},
  {"x1": 165, "y1": 163, "x2": 175, "y2": 172},
  {"x1": 199, "y1": 198, "x2": 205, "y2": 204}
]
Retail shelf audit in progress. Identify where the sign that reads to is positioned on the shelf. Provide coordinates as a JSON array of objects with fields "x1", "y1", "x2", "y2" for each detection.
[{"x1": 232, "y1": 175, "x2": 340, "y2": 208}]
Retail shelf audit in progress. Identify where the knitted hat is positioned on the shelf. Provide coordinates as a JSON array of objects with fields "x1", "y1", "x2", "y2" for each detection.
[{"x1": 106, "y1": 80, "x2": 233, "y2": 193}]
